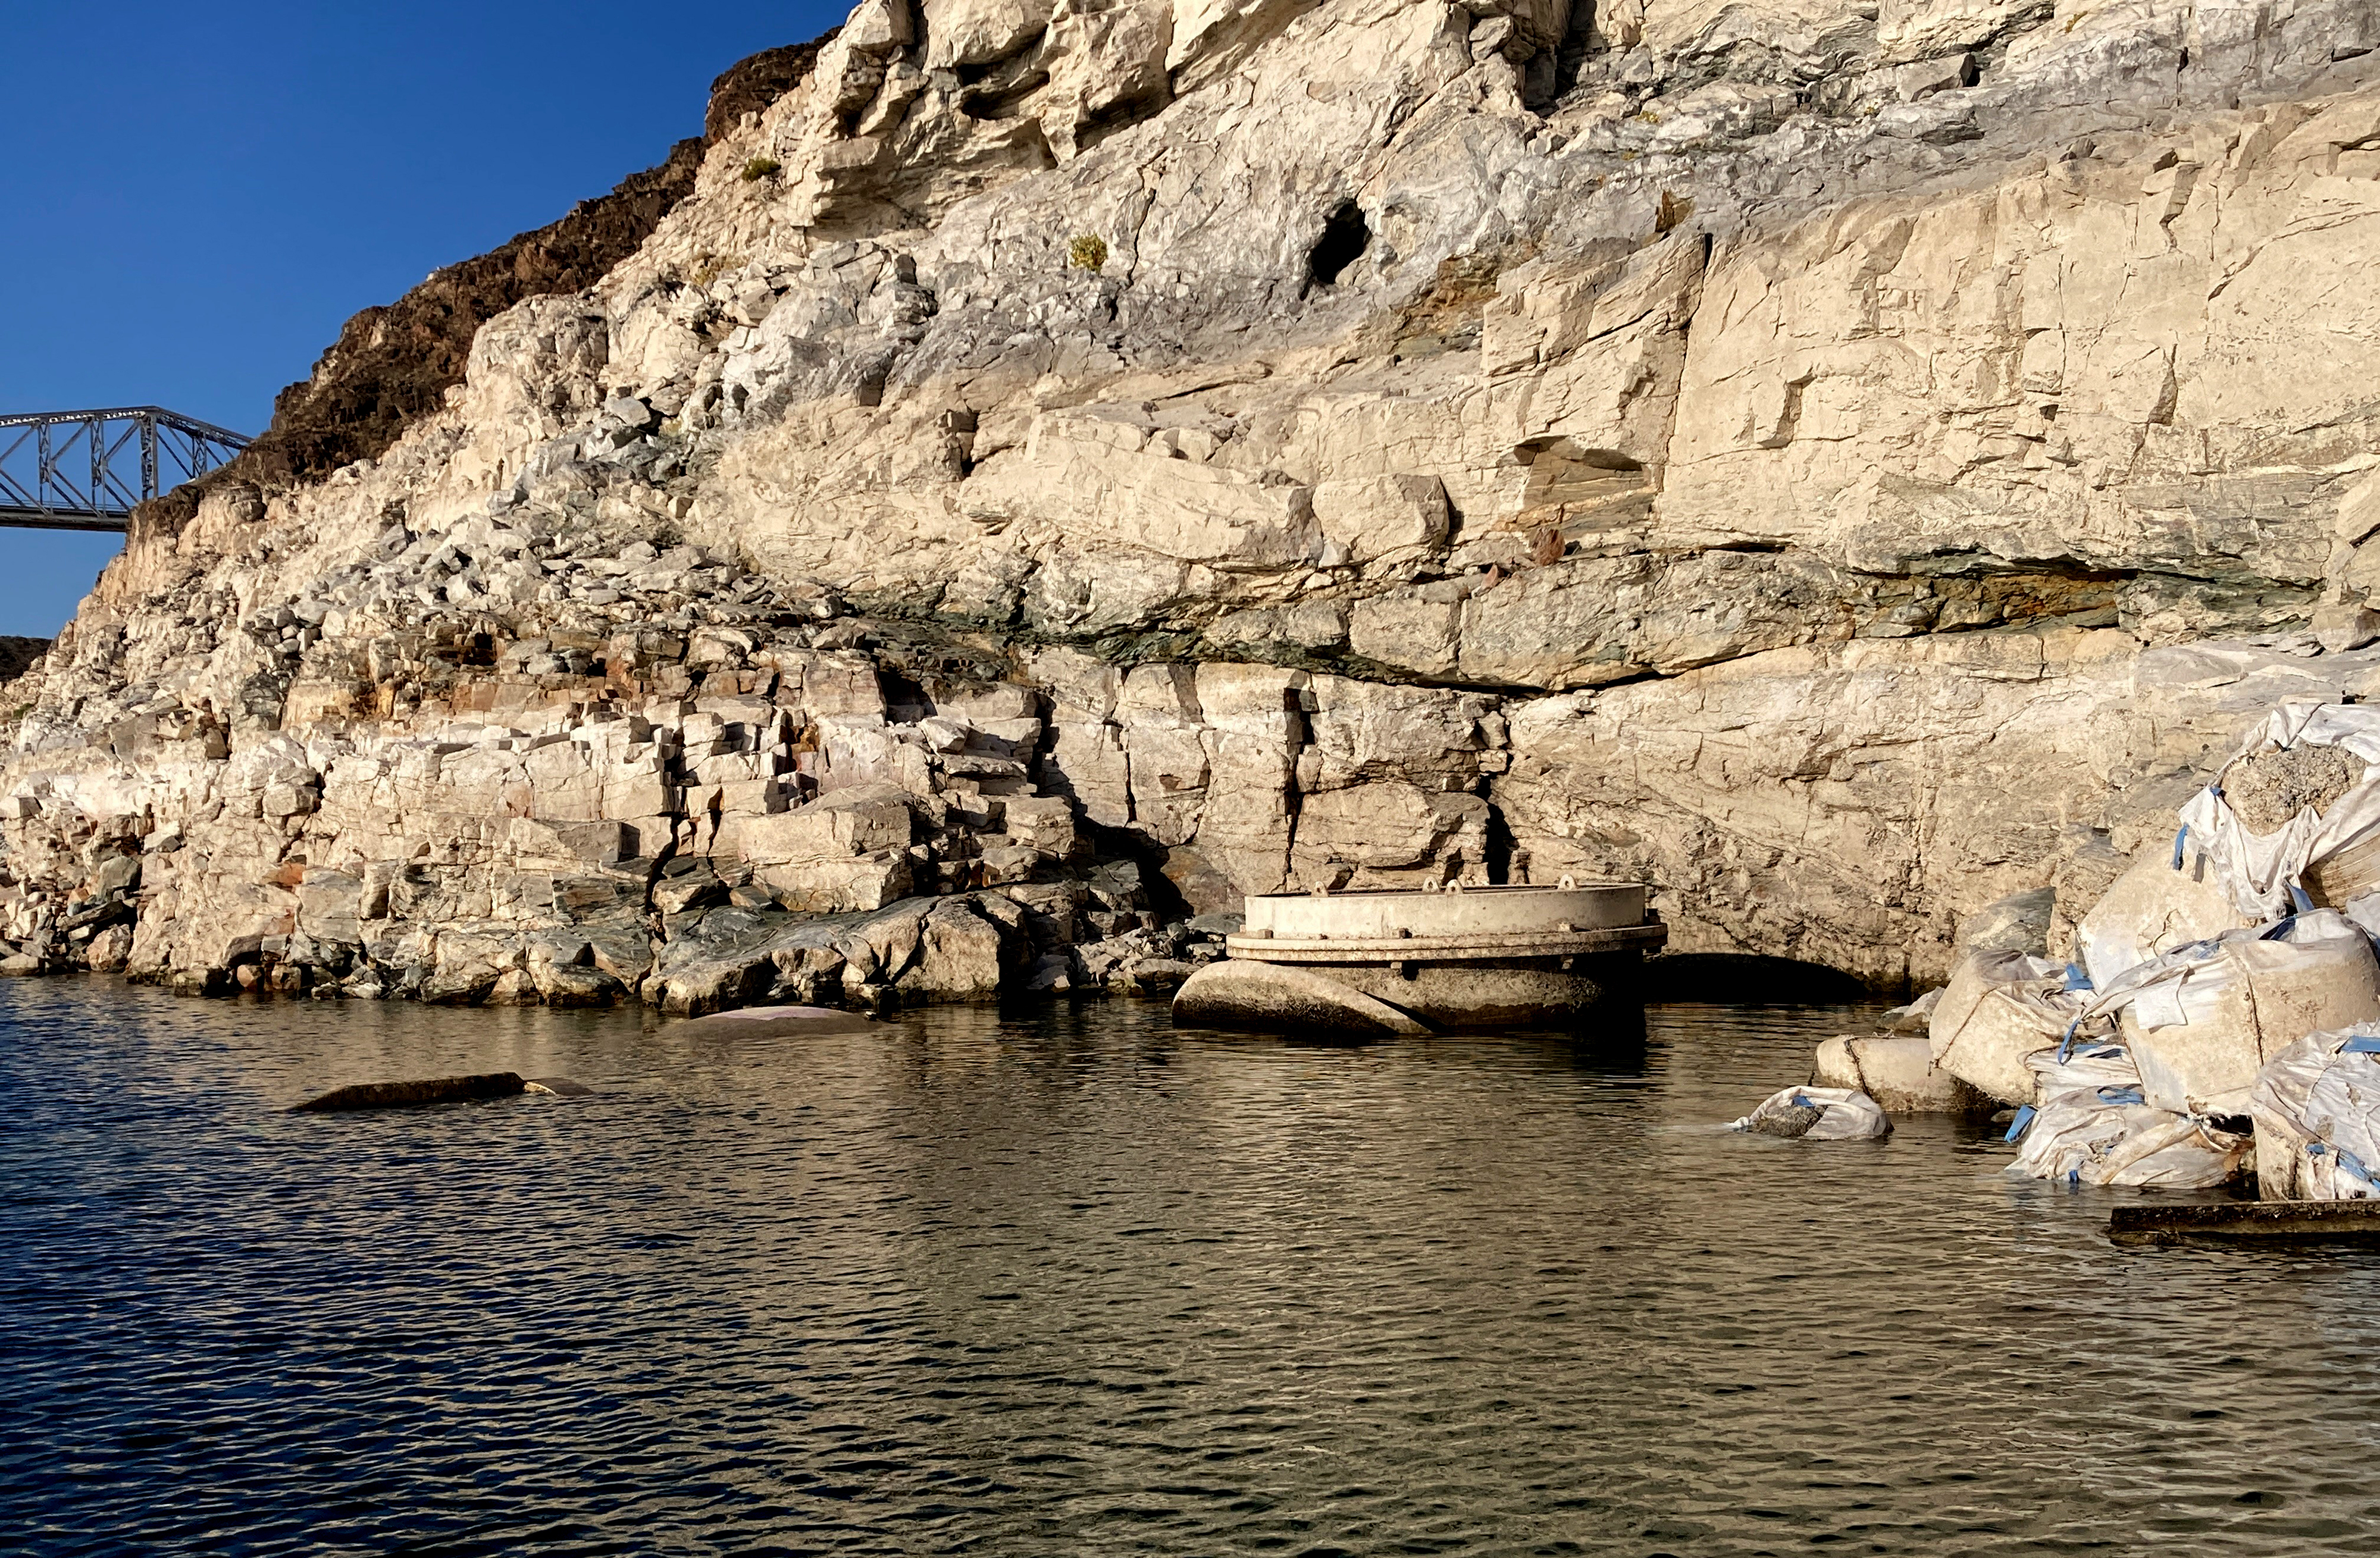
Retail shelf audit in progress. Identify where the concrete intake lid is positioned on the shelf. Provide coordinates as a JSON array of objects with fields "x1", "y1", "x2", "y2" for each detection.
[{"x1": 1242, "y1": 880, "x2": 1648, "y2": 940}]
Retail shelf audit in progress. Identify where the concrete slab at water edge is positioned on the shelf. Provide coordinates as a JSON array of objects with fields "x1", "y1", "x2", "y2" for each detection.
[
  {"x1": 1172, "y1": 963, "x2": 1430, "y2": 1038},
  {"x1": 1191, "y1": 882, "x2": 1661, "y2": 1030},
  {"x1": 2109, "y1": 1199, "x2": 2380, "y2": 1246}
]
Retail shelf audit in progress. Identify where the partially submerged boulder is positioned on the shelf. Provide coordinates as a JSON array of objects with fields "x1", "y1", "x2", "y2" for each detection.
[
  {"x1": 294, "y1": 1073, "x2": 528, "y2": 1111},
  {"x1": 670, "y1": 1004, "x2": 881, "y2": 1039},
  {"x1": 1812, "y1": 1034, "x2": 1985, "y2": 1115}
]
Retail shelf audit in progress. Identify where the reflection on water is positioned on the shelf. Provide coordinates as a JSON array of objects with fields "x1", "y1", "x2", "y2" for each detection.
[{"x1": 3, "y1": 979, "x2": 2378, "y2": 1554}]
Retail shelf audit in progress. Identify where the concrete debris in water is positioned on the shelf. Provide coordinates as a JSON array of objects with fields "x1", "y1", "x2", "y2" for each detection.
[{"x1": 1774, "y1": 701, "x2": 2380, "y2": 1200}]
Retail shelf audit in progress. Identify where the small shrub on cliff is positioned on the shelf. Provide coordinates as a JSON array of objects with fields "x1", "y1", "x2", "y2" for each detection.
[
  {"x1": 1067, "y1": 234, "x2": 1108, "y2": 272},
  {"x1": 741, "y1": 156, "x2": 782, "y2": 182},
  {"x1": 690, "y1": 251, "x2": 746, "y2": 288}
]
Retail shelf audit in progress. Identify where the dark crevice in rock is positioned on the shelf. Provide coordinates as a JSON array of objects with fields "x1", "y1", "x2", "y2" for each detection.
[
  {"x1": 1073, "y1": 83, "x2": 1176, "y2": 155},
  {"x1": 1643, "y1": 952, "x2": 1874, "y2": 1002},
  {"x1": 960, "y1": 69, "x2": 1056, "y2": 121},
  {"x1": 1305, "y1": 200, "x2": 1371, "y2": 293}
]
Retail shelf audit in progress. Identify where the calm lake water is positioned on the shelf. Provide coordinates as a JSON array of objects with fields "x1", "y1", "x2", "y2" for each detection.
[{"x1": 4, "y1": 979, "x2": 2377, "y2": 1555}]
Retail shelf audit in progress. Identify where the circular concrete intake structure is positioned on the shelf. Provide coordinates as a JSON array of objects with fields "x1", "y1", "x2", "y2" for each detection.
[{"x1": 1173, "y1": 881, "x2": 1665, "y2": 1036}]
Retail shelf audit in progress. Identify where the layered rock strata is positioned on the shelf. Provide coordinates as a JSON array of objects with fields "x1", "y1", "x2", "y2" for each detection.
[{"x1": 10, "y1": 0, "x2": 2380, "y2": 1002}]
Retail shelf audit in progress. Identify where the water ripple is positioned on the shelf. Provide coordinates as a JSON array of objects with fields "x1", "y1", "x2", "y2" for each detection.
[{"x1": 2, "y1": 985, "x2": 2377, "y2": 1554}]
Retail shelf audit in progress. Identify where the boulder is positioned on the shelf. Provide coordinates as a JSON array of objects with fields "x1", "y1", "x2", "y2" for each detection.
[
  {"x1": 897, "y1": 899, "x2": 1010, "y2": 1001},
  {"x1": 671, "y1": 1005, "x2": 881, "y2": 1039},
  {"x1": 730, "y1": 782, "x2": 915, "y2": 911},
  {"x1": 293, "y1": 1073, "x2": 527, "y2": 1112},
  {"x1": 1953, "y1": 888, "x2": 2054, "y2": 958},
  {"x1": 1812, "y1": 1034, "x2": 1981, "y2": 1114}
]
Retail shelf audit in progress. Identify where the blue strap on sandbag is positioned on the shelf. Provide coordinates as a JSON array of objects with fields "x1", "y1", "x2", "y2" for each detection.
[
  {"x1": 2097, "y1": 1084, "x2": 2146, "y2": 1106},
  {"x1": 2063, "y1": 963, "x2": 2093, "y2": 992},
  {"x1": 2171, "y1": 825, "x2": 2188, "y2": 870},
  {"x1": 2334, "y1": 1146, "x2": 2380, "y2": 1190},
  {"x1": 2056, "y1": 1015, "x2": 2084, "y2": 1063},
  {"x1": 2260, "y1": 916, "x2": 2300, "y2": 940},
  {"x1": 2342, "y1": 1035, "x2": 2380, "y2": 1055},
  {"x1": 2003, "y1": 1105, "x2": 2036, "y2": 1142},
  {"x1": 2290, "y1": 882, "x2": 2315, "y2": 914}
]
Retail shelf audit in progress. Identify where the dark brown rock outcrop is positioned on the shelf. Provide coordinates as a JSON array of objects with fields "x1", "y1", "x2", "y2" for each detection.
[{"x1": 131, "y1": 31, "x2": 840, "y2": 544}]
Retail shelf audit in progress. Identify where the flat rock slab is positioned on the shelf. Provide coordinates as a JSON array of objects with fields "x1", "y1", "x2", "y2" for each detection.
[
  {"x1": 1172, "y1": 961, "x2": 1429, "y2": 1037},
  {"x1": 2110, "y1": 1199, "x2": 2380, "y2": 1246},
  {"x1": 294, "y1": 1073, "x2": 527, "y2": 1112},
  {"x1": 669, "y1": 1005, "x2": 882, "y2": 1039}
]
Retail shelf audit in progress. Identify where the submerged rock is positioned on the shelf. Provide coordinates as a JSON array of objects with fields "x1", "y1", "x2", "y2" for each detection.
[
  {"x1": 293, "y1": 1073, "x2": 529, "y2": 1112},
  {"x1": 669, "y1": 1005, "x2": 880, "y2": 1039}
]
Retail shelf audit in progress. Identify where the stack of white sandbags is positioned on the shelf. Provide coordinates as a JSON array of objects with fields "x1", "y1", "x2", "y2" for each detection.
[
  {"x1": 1999, "y1": 700, "x2": 2380, "y2": 1189},
  {"x1": 2003, "y1": 1040, "x2": 2249, "y2": 1190}
]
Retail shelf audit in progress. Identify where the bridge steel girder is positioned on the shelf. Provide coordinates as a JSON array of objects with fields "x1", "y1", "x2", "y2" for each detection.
[{"x1": 0, "y1": 406, "x2": 250, "y2": 532}]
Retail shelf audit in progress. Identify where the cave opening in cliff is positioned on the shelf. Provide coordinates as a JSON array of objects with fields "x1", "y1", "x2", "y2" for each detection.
[{"x1": 1305, "y1": 201, "x2": 1370, "y2": 291}]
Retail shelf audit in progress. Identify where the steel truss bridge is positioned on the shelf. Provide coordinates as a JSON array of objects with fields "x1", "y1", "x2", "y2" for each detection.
[{"x1": 0, "y1": 407, "x2": 250, "y2": 532}]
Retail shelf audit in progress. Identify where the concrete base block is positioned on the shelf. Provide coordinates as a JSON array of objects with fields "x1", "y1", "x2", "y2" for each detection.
[{"x1": 1814, "y1": 1034, "x2": 1991, "y2": 1115}]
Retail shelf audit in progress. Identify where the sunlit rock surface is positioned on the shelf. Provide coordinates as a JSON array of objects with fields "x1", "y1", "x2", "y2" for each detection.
[{"x1": 9, "y1": 0, "x2": 2380, "y2": 1001}]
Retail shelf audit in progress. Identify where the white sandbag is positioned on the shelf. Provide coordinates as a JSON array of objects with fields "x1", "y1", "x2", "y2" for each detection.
[
  {"x1": 2174, "y1": 700, "x2": 2380, "y2": 921},
  {"x1": 2074, "y1": 840, "x2": 2249, "y2": 991},
  {"x1": 1928, "y1": 949, "x2": 2099, "y2": 1106},
  {"x1": 1997, "y1": 1040, "x2": 2142, "y2": 1175},
  {"x1": 2024, "y1": 1039, "x2": 2141, "y2": 1099},
  {"x1": 2006, "y1": 1083, "x2": 2250, "y2": 1189},
  {"x1": 2249, "y1": 1024, "x2": 2380, "y2": 1201},
  {"x1": 1730, "y1": 1086, "x2": 1892, "y2": 1140},
  {"x1": 2086, "y1": 910, "x2": 2380, "y2": 1117}
]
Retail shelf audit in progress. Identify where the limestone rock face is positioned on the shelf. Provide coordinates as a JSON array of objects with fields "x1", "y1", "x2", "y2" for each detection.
[{"x1": 8, "y1": 0, "x2": 2380, "y2": 1003}]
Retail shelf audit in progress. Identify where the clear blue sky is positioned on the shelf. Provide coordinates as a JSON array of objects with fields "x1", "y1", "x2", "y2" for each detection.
[{"x1": 0, "y1": 1, "x2": 844, "y2": 638}]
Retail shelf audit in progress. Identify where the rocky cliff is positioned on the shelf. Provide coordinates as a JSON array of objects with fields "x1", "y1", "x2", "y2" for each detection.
[{"x1": 9, "y1": 0, "x2": 2380, "y2": 1004}]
